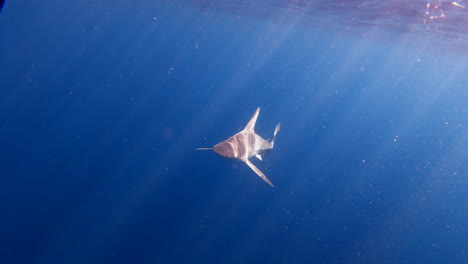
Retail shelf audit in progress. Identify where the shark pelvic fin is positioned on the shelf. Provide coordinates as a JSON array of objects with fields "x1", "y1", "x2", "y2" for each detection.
[
  {"x1": 245, "y1": 159, "x2": 274, "y2": 187},
  {"x1": 255, "y1": 154, "x2": 263, "y2": 161}
]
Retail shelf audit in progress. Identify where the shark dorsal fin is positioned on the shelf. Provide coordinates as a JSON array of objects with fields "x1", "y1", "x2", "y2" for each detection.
[{"x1": 244, "y1": 107, "x2": 260, "y2": 132}]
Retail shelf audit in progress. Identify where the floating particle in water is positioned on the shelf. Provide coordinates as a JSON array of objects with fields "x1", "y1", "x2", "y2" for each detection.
[
  {"x1": 424, "y1": 1, "x2": 445, "y2": 22},
  {"x1": 451, "y1": 2, "x2": 465, "y2": 8}
]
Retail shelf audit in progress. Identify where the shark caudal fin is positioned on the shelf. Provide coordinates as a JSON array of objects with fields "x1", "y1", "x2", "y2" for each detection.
[{"x1": 270, "y1": 122, "x2": 281, "y2": 148}]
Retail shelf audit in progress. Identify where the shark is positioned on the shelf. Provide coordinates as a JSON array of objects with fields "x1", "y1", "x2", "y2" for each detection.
[{"x1": 196, "y1": 107, "x2": 281, "y2": 187}]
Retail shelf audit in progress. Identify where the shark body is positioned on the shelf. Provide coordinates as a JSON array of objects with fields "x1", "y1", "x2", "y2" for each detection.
[{"x1": 197, "y1": 107, "x2": 281, "y2": 187}]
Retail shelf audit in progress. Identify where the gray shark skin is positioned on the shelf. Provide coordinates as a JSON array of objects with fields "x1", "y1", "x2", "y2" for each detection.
[{"x1": 197, "y1": 107, "x2": 281, "y2": 187}]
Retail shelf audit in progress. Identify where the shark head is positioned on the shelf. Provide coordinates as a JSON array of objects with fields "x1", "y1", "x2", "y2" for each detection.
[{"x1": 213, "y1": 141, "x2": 235, "y2": 158}]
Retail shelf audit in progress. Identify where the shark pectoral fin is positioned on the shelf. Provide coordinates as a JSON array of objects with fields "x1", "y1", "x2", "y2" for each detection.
[
  {"x1": 255, "y1": 154, "x2": 263, "y2": 161},
  {"x1": 244, "y1": 107, "x2": 260, "y2": 132},
  {"x1": 245, "y1": 159, "x2": 274, "y2": 187}
]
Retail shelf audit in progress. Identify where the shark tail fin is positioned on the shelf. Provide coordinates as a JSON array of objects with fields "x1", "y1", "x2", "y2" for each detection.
[
  {"x1": 195, "y1": 148, "x2": 213, "y2": 150},
  {"x1": 270, "y1": 122, "x2": 281, "y2": 148}
]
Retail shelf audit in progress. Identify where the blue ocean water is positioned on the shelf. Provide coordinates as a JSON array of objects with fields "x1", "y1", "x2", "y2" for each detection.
[{"x1": 1, "y1": 0, "x2": 468, "y2": 263}]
